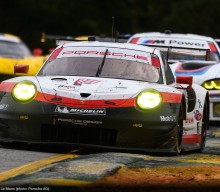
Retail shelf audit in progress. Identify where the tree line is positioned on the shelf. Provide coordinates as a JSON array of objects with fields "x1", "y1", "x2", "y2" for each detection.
[{"x1": 1, "y1": 0, "x2": 220, "y2": 53}]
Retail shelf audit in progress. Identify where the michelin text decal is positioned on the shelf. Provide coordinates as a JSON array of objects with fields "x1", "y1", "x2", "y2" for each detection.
[{"x1": 55, "y1": 105, "x2": 106, "y2": 115}]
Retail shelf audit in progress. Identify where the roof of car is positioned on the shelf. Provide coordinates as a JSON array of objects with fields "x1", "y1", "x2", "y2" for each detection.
[
  {"x1": 0, "y1": 33, "x2": 21, "y2": 43},
  {"x1": 129, "y1": 32, "x2": 215, "y2": 42},
  {"x1": 61, "y1": 41, "x2": 161, "y2": 55}
]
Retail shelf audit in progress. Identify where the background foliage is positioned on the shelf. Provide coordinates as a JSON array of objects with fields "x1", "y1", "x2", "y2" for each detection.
[{"x1": 1, "y1": 0, "x2": 220, "y2": 53}]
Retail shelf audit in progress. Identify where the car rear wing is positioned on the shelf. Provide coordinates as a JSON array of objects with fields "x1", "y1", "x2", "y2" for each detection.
[
  {"x1": 41, "y1": 32, "x2": 132, "y2": 46},
  {"x1": 143, "y1": 44, "x2": 210, "y2": 63},
  {"x1": 215, "y1": 39, "x2": 220, "y2": 43}
]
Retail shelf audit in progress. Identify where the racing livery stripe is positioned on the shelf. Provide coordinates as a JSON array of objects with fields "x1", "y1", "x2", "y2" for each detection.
[
  {"x1": 35, "y1": 92, "x2": 136, "y2": 107},
  {"x1": 208, "y1": 43, "x2": 217, "y2": 52},
  {"x1": 182, "y1": 134, "x2": 201, "y2": 144},
  {"x1": 0, "y1": 82, "x2": 182, "y2": 107},
  {"x1": 0, "y1": 82, "x2": 16, "y2": 92},
  {"x1": 48, "y1": 47, "x2": 63, "y2": 60},
  {"x1": 129, "y1": 37, "x2": 140, "y2": 44},
  {"x1": 35, "y1": 92, "x2": 182, "y2": 107},
  {"x1": 175, "y1": 63, "x2": 213, "y2": 76},
  {"x1": 161, "y1": 92, "x2": 182, "y2": 103}
]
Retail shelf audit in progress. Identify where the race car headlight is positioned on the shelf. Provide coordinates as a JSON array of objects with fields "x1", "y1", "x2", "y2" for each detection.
[
  {"x1": 136, "y1": 89, "x2": 162, "y2": 110},
  {"x1": 203, "y1": 79, "x2": 220, "y2": 90},
  {"x1": 12, "y1": 81, "x2": 37, "y2": 103}
]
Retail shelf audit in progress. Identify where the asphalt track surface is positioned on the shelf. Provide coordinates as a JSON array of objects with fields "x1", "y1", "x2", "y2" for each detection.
[{"x1": 0, "y1": 124, "x2": 220, "y2": 192}]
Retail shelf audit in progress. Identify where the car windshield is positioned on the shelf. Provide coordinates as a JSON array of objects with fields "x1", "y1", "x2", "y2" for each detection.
[
  {"x1": 0, "y1": 41, "x2": 32, "y2": 58},
  {"x1": 38, "y1": 57, "x2": 161, "y2": 83}
]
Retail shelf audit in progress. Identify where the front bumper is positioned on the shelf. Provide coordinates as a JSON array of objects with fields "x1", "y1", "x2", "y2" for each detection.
[
  {"x1": 209, "y1": 92, "x2": 220, "y2": 121},
  {"x1": 0, "y1": 101, "x2": 180, "y2": 153}
]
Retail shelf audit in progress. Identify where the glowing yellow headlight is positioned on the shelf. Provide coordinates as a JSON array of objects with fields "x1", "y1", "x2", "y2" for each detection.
[
  {"x1": 203, "y1": 81, "x2": 214, "y2": 89},
  {"x1": 214, "y1": 80, "x2": 220, "y2": 89},
  {"x1": 203, "y1": 80, "x2": 220, "y2": 90},
  {"x1": 136, "y1": 89, "x2": 162, "y2": 110},
  {"x1": 12, "y1": 81, "x2": 37, "y2": 103}
]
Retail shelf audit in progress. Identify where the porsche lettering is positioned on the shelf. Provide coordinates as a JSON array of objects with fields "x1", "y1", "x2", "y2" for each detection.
[{"x1": 61, "y1": 50, "x2": 148, "y2": 61}]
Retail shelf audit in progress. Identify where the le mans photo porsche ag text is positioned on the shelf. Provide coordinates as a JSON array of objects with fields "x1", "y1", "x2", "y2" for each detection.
[
  {"x1": 128, "y1": 32, "x2": 220, "y2": 121},
  {"x1": 0, "y1": 41, "x2": 209, "y2": 154}
]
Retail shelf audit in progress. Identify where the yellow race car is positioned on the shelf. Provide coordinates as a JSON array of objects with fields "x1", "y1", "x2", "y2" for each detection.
[{"x1": 0, "y1": 33, "x2": 47, "y2": 81}]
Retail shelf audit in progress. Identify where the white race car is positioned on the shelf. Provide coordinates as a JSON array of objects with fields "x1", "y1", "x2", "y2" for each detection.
[
  {"x1": 128, "y1": 32, "x2": 220, "y2": 121},
  {"x1": 0, "y1": 40, "x2": 209, "y2": 154}
]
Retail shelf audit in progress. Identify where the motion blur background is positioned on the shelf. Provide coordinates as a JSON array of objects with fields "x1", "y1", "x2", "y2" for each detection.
[{"x1": 1, "y1": 0, "x2": 219, "y2": 53}]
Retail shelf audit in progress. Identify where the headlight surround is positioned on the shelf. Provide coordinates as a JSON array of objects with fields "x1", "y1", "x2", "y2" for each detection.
[
  {"x1": 12, "y1": 81, "x2": 37, "y2": 103},
  {"x1": 136, "y1": 89, "x2": 162, "y2": 110},
  {"x1": 203, "y1": 79, "x2": 220, "y2": 90}
]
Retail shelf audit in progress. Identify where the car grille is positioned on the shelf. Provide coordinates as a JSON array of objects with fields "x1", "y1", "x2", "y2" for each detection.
[
  {"x1": 41, "y1": 124, "x2": 117, "y2": 146},
  {"x1": 213, "y1": 102, "x2": 220, "y2": 117}
]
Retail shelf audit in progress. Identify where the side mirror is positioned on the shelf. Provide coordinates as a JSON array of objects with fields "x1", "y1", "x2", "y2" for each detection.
[
  {"x1": 33, "y1": 48, "x2": 43, "y2": 56},
  {"x1": 14, "y1": 64, "x2": 29, "y2": 74},
  {"x1": 176, "y1": 76, "x2": 193, "y2": 89}
]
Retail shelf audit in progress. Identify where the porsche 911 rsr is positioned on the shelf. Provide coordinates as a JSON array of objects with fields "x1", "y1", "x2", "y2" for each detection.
[
  {"x1": 128, "y1": 32, "x2": 220, "y2": 121},
  {"x1": 0, "y1": 41, "x2": 209, "y2": 154},
  {"x1": 0, "y1": 33, "x2": 47, "y2": 81}
]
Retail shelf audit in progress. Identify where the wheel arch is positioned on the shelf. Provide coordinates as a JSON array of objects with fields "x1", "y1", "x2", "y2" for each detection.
[
  {"x1": 205, "y1": 93, "x2": 209, "y2": 119},
  {"x1": 204, "y1": 93, "x2": 210, "y2": 129},
  {"x1": 180, "y1": 95, "x2": 187, "y2": 120}
]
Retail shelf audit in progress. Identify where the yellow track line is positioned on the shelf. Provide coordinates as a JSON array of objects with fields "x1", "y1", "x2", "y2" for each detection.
[{"x1": 0, "y1": 149, "x2": 80, "y2": 183}]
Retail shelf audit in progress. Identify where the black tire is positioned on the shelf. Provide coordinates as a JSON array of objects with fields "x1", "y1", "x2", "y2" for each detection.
[
  {"x1": 197, "y1": 100, "x2": 208, "y2": 153},
  {"x1": 174, "y1": 105, "x2": 183, "y2": 155}
]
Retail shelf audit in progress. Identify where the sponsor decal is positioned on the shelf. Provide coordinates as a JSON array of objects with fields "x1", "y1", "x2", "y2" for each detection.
[
  {"x1": 133, "y1": 123, "x2": 143, "y2": 128},
  {"x1": 184, "y1": 118, "x2": 194, "y2": 124},
  {"x1": 0, "y1": 104, "x2": 8, "y2": 110},
  {"x1": 61, "y1": 50, "x2": 148, "y2": 62},
  {"x1": 58, "y1": 85, "x2": 76, "y2": 90},
  {"x1": 145, "y1": 40, "x2": 165, "y2": 44},
  {"x1": 20, "y1": 115, "x2": 29, "y2": 120},
  {"x1": 160, "y1": 116, "x2": 176, "y2": 121},
  {"x1": 194, "y1": 110, "x2": 202, "y2": 121},
  {"x1": 198, "y1": 99, "x2": 202, "y2": 108},
  {"x1": 168, "y1": 40, "x2": 205, "y2": 47},
  {"x1": 142, "y1": 39, "x2": 206, "y2": 48},
  {"x1": 58, "y1": 118, "x2": 102, "y2": 125},
  {"x1": 55, "y1": 105, "x2": 106, "y2": 115},
  {"x1": 57, "y1": 47, "x2": 151, "y2": 64},
  {"x1": 74, "y1": 78, "x2": 101, "y2": 85}
]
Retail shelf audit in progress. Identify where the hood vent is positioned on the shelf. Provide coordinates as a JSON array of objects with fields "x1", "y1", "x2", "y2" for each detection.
[{"x1": 80, "y1": 93, "x2": 91, "y2": 98}]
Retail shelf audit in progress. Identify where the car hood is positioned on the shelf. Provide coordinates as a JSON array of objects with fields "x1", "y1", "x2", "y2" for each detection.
[
  {"x1": 170, "y1": 61, "x2": 220, "y2": 84},
  {"x1": 36, "y1": 76, "x2": 154, "y2": 106}
]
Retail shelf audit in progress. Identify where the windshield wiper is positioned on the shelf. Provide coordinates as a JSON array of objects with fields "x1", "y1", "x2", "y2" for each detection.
[{"x1": 96, "y1": 49, "x2": 108, "y2": 77}]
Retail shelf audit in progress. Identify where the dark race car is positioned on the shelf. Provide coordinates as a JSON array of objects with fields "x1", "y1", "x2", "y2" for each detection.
[{"x1": 0, "y1": 40, "x2": 209, "y2": 154}]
